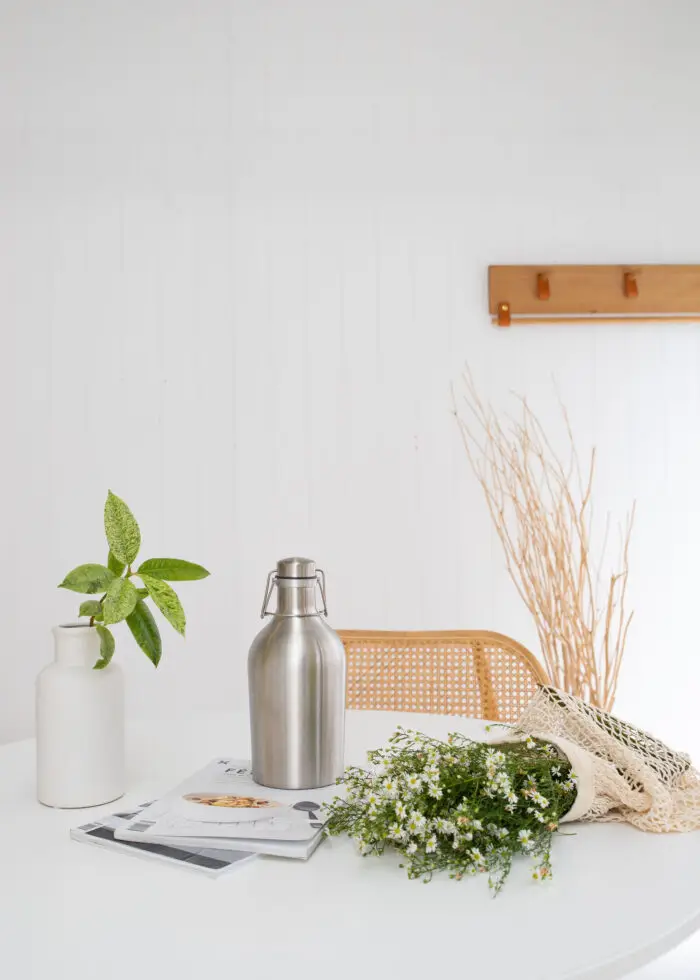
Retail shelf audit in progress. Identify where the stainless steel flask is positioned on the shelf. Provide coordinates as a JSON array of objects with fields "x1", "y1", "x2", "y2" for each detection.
[{"x1": 248, "y1": 557, "x2": 346, "y2": 789}]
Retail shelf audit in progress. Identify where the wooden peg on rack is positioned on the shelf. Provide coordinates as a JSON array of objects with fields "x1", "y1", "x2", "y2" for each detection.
[
  {"x1": 624, "y1": 271, "x2": 639, "y2": 298},
  {"x1": 536, "y1": 273, "x2": 550, "y2": 301},
  {"x1": 497, "y1": 302, "x2": 511, "y2": 327}
]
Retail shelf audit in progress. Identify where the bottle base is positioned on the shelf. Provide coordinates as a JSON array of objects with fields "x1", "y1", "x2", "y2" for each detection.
[{"x1": 251, "y1": 773, "x2": 340, "y2": 791}]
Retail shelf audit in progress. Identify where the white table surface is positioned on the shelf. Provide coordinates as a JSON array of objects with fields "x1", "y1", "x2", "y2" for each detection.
[{"x1": 2, "y1": 710, "x2": 700, "y2": 980}]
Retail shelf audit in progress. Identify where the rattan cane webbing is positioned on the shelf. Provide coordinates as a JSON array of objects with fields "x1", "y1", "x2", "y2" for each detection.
[{"x1": 339, "y1": 630, "x2": 550, "y2": 723}]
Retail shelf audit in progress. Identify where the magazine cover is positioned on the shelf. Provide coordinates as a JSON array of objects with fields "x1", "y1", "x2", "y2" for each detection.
[
  {"x1": 115, "y1": 759, "x2": 341, "y2": 859},
  {"x1": 72, "y1": 803, "x2": 258, "y2": 877}
]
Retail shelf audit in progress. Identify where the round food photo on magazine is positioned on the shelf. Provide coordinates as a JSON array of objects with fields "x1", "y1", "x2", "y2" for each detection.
[{"x1": 178, "y1": 792, "x2": 286, "y2": 823}]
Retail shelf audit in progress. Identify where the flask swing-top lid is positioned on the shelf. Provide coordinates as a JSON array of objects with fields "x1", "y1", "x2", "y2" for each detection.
[
  {"x1": 275, "y1": 557, "x2": 316, "y2": 579},
  {"x1": 261, "y1": 557, "x2": 328, "y2": 617}
]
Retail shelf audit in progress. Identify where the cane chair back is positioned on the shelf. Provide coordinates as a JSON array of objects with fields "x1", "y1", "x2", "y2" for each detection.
[{"x1": 339, "y1": 629, "x2": 549, "y2": 723}]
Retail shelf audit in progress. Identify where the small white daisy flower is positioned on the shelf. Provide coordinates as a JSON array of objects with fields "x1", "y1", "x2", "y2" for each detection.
[
  {"x1": 425, "y1": 835, "x2": 438, "y2": 854},
  {"x1": 518, "y1": 829, "x2": 533, "y2": 849},
  {"x1": 406, "y1": 811, "x2": 427, "y2": 836}
]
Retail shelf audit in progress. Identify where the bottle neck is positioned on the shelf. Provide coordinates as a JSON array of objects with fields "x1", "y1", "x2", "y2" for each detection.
[
  {"x1": 53, "y1": 625, "x2": 100, "y2": 666},
  {"x1": 273, "y1": 581, "x2": 320, "y2": 617}
]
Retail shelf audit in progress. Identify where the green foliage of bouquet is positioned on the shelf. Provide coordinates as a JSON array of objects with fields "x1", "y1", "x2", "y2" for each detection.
[
  {"x1": 325, "y1": 727, "x2": 578, "y2": 893},
  {"x1": 59, "y1": 491, "x2": 210, "y2": 670}
]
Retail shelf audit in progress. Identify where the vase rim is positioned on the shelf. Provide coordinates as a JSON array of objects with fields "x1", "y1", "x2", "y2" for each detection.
[{"x1": 54, "y1": 623, "x2": 96, "y2": 634}]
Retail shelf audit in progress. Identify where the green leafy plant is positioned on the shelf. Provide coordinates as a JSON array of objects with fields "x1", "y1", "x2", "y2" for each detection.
[
  {"x1": 324, "y1": 727, "x2": 577, "y2": 893},
  {"x1": 59, "y1": 491, "x2": 210, "y2": 670}
]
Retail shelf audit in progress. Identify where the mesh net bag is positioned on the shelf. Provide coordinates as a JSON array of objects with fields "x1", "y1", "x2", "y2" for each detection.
[{"x1": 511, "y1": 687, "x2": 700, "y2": 832}]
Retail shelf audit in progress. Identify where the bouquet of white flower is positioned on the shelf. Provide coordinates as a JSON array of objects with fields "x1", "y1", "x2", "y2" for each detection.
[{"x1": 324, "y1": 727, "x2": 578, "y2": 893}]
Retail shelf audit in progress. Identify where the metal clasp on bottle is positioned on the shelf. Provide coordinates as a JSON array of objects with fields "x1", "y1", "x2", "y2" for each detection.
[{"x1": 260, "y1": 568, "x2": 328, "y2": 618}]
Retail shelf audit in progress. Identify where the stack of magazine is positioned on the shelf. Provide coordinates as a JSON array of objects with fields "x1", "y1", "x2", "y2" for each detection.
[{"x1": 71, "y1": 758, "x2": 341, "y2": 877}]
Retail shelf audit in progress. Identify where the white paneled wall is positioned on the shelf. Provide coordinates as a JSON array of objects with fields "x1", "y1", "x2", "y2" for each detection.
[{"x1": 2, "y1": 0, "x2": 700, "y2": 779}]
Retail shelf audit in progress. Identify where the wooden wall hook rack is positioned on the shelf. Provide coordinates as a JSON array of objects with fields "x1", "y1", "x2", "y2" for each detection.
[{"x1": 489, "y1": 264, "x2": 700, "y2": 326}]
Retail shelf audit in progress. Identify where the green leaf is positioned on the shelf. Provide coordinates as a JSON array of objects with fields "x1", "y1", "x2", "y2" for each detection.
[
  {"x1": 126, "y1": 600, "x2": 162, "y2": 666},
  {"x1": 136, "y1": 588, "x2": 149, "y2": 599},
  {"x1": 140, "y1": 574, "x2": 186, "y2": 635},
  {"x1": 108, "y1": 550, "x2": 126, "y2": 576},
  {"x1": 104, "y1": 490, "x2": 141, "y2": 565},
  {"x1": 59, "y1": 564, "x2": 115, "y2": 594},
  {"x1": 137, "y1": 558, "x2": 210, "y2": 581},
  {"x1": 102, "y1": 576, "x2": 139, "y2": 625},
  {"x1": 93, "y1": 625, "x2": 115, "y2": 669},
  {"x1": 79, "y1": 599, "x2": 102, "y2": 618}
]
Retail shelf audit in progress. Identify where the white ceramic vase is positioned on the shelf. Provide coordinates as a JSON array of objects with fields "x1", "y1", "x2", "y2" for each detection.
[{"x1": 36, "y1": 624, "x2": 125, "y2": 808}]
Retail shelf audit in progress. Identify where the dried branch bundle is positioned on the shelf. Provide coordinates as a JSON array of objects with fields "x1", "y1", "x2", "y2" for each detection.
[{"x1": 453, "y1": 370, "x2": 634, "y2": 711}]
